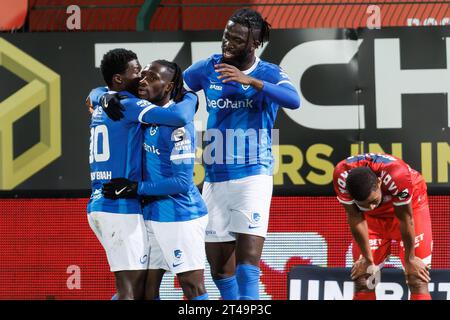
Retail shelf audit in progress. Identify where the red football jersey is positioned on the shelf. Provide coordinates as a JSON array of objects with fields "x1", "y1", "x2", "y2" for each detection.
[{"x1": 333, "y1": 153, "x2": 428, "y2": 218}]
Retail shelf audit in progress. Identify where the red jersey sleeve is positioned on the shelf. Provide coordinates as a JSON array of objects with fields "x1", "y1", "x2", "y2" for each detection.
[
  {"x1": 333, "y1": 160, "x2": 354, "y2": 205},
  {"x1": 380, "y1": 161, "x2": 414, "y2": 206}
]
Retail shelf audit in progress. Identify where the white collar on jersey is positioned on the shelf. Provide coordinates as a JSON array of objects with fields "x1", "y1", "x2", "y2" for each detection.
[
  {"x1": 160, "y1": 100, "x2": 174, "y2": 109},
  {"x1": 242, "y1": 56, "x2": 260, "y2": 75}
]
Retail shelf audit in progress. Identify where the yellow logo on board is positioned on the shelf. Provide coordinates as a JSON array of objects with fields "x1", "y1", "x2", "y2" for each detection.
[{"x1": 0, "y1": 38, "x2": 61, "y2": 189}]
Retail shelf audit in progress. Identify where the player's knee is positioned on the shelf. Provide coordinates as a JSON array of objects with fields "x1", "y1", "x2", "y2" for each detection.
[
  {"x1": 178, "y1": 274, "x2": 206, "y2": 299},
  {"x1": 354, "y1": 276, "x2": 374, "y2": 293},
  {"x1": 236, "y1": 247, "x2": 262, "y2": 266},
  {"x1": 406, "y1": 274, "x2": 429, "y2": 293},
  {"x1": 209, "y1": 265, "x2": 235, "y2": 280}
]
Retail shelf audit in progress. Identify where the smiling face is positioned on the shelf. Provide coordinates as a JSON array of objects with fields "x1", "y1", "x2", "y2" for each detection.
[
  {"x1": 221, "y1": 20, "x2": 260, "y2": 68},
  {"x1": 138, "y1": 62, "x2": 174, "y2": 105}
]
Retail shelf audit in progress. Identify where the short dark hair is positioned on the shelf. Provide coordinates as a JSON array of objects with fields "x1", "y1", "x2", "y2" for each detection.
[
  {"x1": 100, "y1": 48, "x2": 137, "y2": 87},
  {"x1": 346, "y1": 167, "x2": 379, "y2": 201},
  {"x1": 229, "y1": 8, "x2": 271, "y2": 46},
  {"x1": 153, "y1": 59, "x2": 184, "y2": 103}
]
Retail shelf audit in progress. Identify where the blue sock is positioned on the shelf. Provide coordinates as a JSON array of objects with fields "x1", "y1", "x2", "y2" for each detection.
[
  {"x1": 191, "y1": 293, "x2": 209, "y2": 300},
  {"x1": 153, "y1": 296, "x2": 160, "y2": 300},
  {"x1": 236, "y1": 264, "x2": 260, "y2": 300},
  {"x1": 214, "y1": 276, "x2": 239, "y2": 300},
  {"x1": 111, "y1": 293, "x2": 118, "y2": 300}
]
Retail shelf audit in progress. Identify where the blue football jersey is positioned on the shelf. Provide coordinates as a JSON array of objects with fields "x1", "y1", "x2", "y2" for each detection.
[
  {"x1": 141, "y1": 102, "x2": 207, "y2": 222},
  {"x1": 183, "y1": 54, "x2": 294, "y2": 182},
  {"x1": 87, "y1": 88, "x2": 199, "y2": 214},
  {"x1": 87, "y1": 95, "x2": 149, "y2": 214}
]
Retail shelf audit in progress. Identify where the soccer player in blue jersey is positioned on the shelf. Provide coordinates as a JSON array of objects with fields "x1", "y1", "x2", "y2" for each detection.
[
  {"x1": 87, "y1": 49, "x2": 198, "y2": 300},
  {"x1": 102, "y1": 61, "x2": 209, "y2": 300},
  {"x1": 183, "y1": 8, "x2": 301, "y2": 300}
]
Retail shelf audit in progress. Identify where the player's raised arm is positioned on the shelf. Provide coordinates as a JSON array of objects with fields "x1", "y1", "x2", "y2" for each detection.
[
  {"x1": 183, "y1": 59, "x2": 208, "y2": 92},
  {"x1": 86, "y1": 86, "x2": 108, "y2": 114},
  {"x1": 137, "y1": 91, "x2": 197, "y2": 127},
  {"x1": 214, "y1": 63, "x2": 300, "y2": 109}
]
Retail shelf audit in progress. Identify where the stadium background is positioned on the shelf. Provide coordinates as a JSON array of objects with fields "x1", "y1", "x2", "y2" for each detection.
[{"x1": 1, "y1": 0, "x2": 449, "y2": 300}]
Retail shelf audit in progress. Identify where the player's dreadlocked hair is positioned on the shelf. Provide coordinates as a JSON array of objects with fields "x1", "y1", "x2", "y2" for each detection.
[
  {"x1": 230, "y1": 8, "x2": 271, "y2": 47},
  {"x1": 154, "y1": 59, "x2": 184, "y2": 103},
  {"x1": 100, "y1": 48, "x2": 137, "y2": 87},
  {"x1": 346, "y1": 167, "x2": 379, "y2": 201}
]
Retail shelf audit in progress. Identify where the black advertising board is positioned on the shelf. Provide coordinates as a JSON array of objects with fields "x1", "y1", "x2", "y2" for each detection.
[{"x1": 0, "y1": 27, "x2": 449, "y2": 195}]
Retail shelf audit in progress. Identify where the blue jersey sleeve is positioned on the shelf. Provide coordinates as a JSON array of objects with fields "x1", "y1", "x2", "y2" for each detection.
[
  {"x1": 137, "y1": 126, "x2": 195, "y2": 196},
  {"x1": 139, "y1": 92, "x2": 197, "y2": 126},
  {"x1": 90, "y1": 89, "x2": 197, "y2": 126},
  {"x1": 183, "y1": 59, "x2": 208, "y2": 92},
  {"x1": 261, "y1": 65, "x2": 300, "y2": 109},
  {"x1": 262, "y1": 81, "x2": 300, "y2": 110},
  {"x1": 88, "y1": 86, "x2": 108, "y2": 106}
]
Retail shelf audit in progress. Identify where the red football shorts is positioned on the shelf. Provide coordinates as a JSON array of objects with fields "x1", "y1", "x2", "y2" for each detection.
[{"x1": 352, "y1": 197, "x2": 433, "y2": 267}]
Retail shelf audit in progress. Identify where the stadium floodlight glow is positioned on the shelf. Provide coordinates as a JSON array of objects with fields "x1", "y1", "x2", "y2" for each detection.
[{"x1": 0, "y1": 38, "x2": 61, "y2": 189}]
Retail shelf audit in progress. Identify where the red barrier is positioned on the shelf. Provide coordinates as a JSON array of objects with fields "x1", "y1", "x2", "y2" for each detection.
[{"x1": 0, "y1": 196, "x2": 448, "y2": 299}]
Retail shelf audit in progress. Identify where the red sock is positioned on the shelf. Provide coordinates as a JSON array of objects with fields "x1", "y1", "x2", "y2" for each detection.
[
  {"x1": 410, "y1": 293, "x2": 431, "y2": 300},
  {"x1": 353, "y1": 291, "x2": 376, "y2": 300}
]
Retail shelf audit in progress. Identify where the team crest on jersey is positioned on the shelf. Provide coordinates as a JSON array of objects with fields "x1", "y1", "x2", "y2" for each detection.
[
  {"x1": 149, "y1": 125, "x2": 158, "y2": 136},
  {"x1": 242, "y1": 84, "x2": 250, "y2": 90}
]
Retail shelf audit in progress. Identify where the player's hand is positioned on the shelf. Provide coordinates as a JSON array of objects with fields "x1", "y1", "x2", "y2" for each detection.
[
  {"x1": 102, "y1": 178, "x2": 138, "y2": 199},
  {"x1": 85, "y1": 95, "x2": 94, "y2": 114},
  {"x1": 215, "y1": 63, "x2": 254, "y2": 85},
  {"x1": 351, "y1": 256, "x2": 377, "y2": 280},
  {"x1": 100, "y1": 93, "x2": 125, "y2": 121},
  {"x1": 404, "y1": 257, "x2": 431, "y2": 283}
]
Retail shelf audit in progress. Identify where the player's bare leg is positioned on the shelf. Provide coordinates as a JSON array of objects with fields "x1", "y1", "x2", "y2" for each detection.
[
  {"x1": 206, "y1": 241, "x2": 238, "y2": 299},
  {"x1": 144, "y1": 269, "x2": 165, "y2": 300},
  {"x1": 114, "y1": 270, "x2": 147, "y2": 300},
  {"x1": 407, "y1": 274, "x2": 431, "y2": 300},
  {"x1": 206, "y1": 241, "x2": 236, "y2": 279},
  {"x1": 235, "y1": 233, "x2": 265, "y2": 300},
  {"x1": 235, "y1": 234, "x2": 264, "y2": 265},
  {"x1": 177, "y1": 269, "x2": 208, "y2": 300}
]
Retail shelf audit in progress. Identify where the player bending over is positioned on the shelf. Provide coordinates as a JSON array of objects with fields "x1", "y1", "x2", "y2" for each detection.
[{"x1": 333, "y1": 153, "x2": 433, "y2": 300}]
